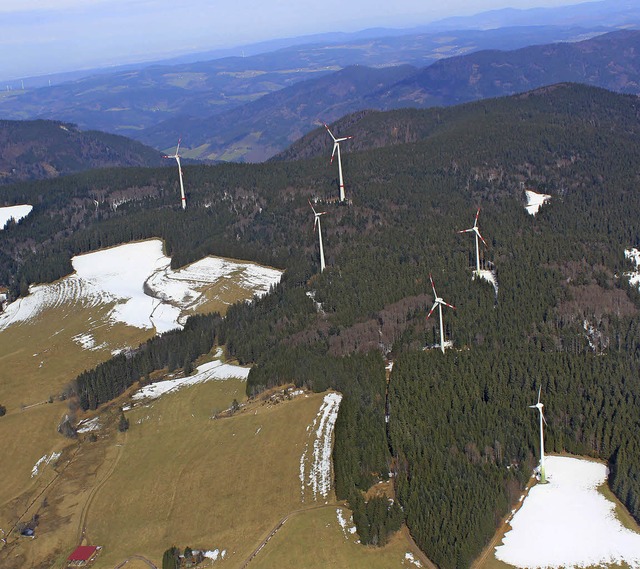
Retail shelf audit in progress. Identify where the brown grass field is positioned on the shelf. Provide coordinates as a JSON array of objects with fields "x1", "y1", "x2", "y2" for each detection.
[{"x1": 0, "y1": 251, "x2": 423, "y2": 569}]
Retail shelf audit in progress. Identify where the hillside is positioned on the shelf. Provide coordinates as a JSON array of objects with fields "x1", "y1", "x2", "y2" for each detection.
[
  {"x1": 146, "y1": 28, "x2": 640, "y2": 162},
  {"x1": 3, "y1": 83, "x2": 640, "y2": 567},
  {"x1": 0, "y1": 120, "x2": 163, "y2": 184},
  {"x1": 0, "y1": 24, "x2": 627, "y2": 150}
]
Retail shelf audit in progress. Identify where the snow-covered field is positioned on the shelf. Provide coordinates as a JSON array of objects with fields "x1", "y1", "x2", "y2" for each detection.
[
  {"x1": 525, "y1": 190, "x2": 551, "y2": 216},
  {"x1": 625, "y1": 248, "x2": 640, "y2": 288},
  {"x1": 0, "y1": 239, "x2": 282, "y2": 334},
  {"x1": 299, "y1": 392, "x2": 342, "y2": 502},
  {"x1": 131, "y1": 359, "x2": 251, "y2": 402},
  {"x1": 0, "y1": 204, "x2": 32, "y2": 229},
  {"x1": 495, "y1": 456, "x2": 640, "y2": 568}
]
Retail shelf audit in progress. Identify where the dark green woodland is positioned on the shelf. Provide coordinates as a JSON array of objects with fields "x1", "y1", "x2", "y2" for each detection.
[{"x1": 2, "y1": 83, "x2": 640, "y2": 566}]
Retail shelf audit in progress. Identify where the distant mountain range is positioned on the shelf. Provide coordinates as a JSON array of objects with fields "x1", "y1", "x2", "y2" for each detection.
[
  {"x1": 0, "y1": 120, "x2": 163, "y2": 185},
  {"x1": 0, "y1": 0, "x2": 639, "y2": 165},
  {"x1": 150, "y1": 29, "x2": 640, "y2": 163}
]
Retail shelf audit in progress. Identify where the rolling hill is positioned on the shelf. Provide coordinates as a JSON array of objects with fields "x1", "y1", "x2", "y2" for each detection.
[
  {"x1": 3, "y1": 83, "x2": 640, "y2": 567},
  {"x1": 143, "y1": 28, "x2": 640, "y2": 162},
  {"x1": 0, "y1": 120, "x2": 163, "y2": 184}
]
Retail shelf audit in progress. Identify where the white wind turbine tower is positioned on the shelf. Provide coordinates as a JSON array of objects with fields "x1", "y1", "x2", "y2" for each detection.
[
  {"x1": 457, "y1": 208, "x2": 488, "y2": 274},
  {"x1": 164, "y1": 138, "x2": 187, "y2": 210},
  {"x1": 427, "y1": 274, "x2": 456, "y2": 354},
  {"x1": 530, "y1": 386, "x2": 548, "y2": 484},
  {"x1": 324, "y1": 123, "x2": 353, "y2": 202},
  {"x1": 310, "y1": 200, "x2": 327, "y2": 273}
]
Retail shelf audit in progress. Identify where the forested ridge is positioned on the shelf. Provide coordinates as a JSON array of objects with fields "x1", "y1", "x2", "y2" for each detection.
[{"x1": 3, "y1": 83, "x2": 640, "y2": 566}]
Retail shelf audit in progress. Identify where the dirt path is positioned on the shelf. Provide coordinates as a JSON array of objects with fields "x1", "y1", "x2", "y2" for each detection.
[
  {"x1": 239, "y1": 503, "x2": 339, "y2": 568},
  {"x1": 77, "y1": 433, "x2": 127, "y2": 544},
  {"x1": 113, "y1": 554, "x2": 158, "y2": 569},
  {"x1": 471, "y1": 478, "x2": 537, "y2": 569},
  {"x1": 400, "y1": 525, "x2": 438, "y2": 569}
]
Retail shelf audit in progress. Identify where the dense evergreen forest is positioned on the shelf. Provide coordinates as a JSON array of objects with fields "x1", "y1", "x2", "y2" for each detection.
[{"x1": 3, "y1": 83, "x2": 640, "y2": 566}]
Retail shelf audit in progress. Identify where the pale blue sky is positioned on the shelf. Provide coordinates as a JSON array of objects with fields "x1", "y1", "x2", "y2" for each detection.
[{"x1": 1, "y1": 0, "x2": 597, "y2": 80}]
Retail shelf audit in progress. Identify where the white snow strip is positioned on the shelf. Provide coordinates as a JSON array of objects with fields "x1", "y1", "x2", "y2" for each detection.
[
  {"x1": 299, "y1": 392, "x2": 343, "y2": 502},
  {"x1": 0, "y1": 204, "x2": 32, "y2": 229},
  {"x1": 77, "y1": 417, "x2": 100, "y2": 433},
  {"x1": 336, "y1": 508, "x2": 357, "y2": 540},
  {"x1": 625, "y1": 248, "x2": 640, "y2": 289},
  {"x1": 203, "y1": 549, "x2": 220, "y2": 561},
  {"x1": 525, "y1": 190, "x2": 551, "y2": 216},
  {"x1": 0, "y1": 239, "x2": 282, "y2": 334},
  {"x1": 31, "y1": 451, "x2": 60, "y2": 477},
  {"x1": 132, "y1": 359, "x2": 250, "y2": 402},
  {"x1": 495, "y1": 456, "x2": 640, "y2": 568}
]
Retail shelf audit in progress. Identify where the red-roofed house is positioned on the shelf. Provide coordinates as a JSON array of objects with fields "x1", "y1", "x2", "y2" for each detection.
[{"x1": 67, "y1": 545, "x2": 100, "y2": 566}]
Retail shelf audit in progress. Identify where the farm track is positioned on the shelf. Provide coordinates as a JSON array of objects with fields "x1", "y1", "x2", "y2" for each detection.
[
  {"x1": 5, "y1": 444, "x2": 81, "y2": 539},
  {"x1": 113, "y1": 554, "x2": 158, "y2": 569},
  {"x1": 77, "y1": 432, "x2": 128, "y2": 544},
  {"x1": 471, "y1": 478, "x2": 536, "y2": 569},
  {"x1": 239, "y1": 503, "x2": 338, "y2": 568}
]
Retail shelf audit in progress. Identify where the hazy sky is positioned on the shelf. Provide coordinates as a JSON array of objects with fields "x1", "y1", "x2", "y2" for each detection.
[{"x1": 1, "y1": 0, "x2": 598, "y2": 81}]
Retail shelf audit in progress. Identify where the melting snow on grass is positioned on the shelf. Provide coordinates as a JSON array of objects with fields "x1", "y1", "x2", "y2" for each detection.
[
  {"x1": 525, "y1": 190, "x2": 551, "y2": 216},
  {"x1": 77, "y1": 417, "x2": 100, "y2": 433},
  {"x1": 495, "y1": 456, "x2": 640, "y2": 568},
  {"x1": 0, "y1": 239, "x2": 282, "y2": 333},
  {"x1": 299, "y1": 392, "x2": 342, "y2": 502},
  {"x1": 202, "y1": 549, "x2": 226, "y2": 561},
  {"x1": 131, "y1": 359, "x2": 250, "y2": 402},
  {"x1": 0, "y1": 204, "x2": 32, "y2": 229},
  {"x1": 404, "y1": 552, "x2": 422, "y2": 567},
  {"x1": 625, "y1": 248, "x2": 640, "y2": 288},
  {"x1": 31, "y1": 451, "x2": 61, "y2": 477},
  {"x1": 336, "y1": 508, "x2": 357, "y2": 539}
]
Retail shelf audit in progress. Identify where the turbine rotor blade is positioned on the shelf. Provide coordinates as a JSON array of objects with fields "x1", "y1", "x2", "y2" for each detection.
[
  {"x1": 541, "y1": 410, "x2": 548, "y2": 426},
  {"x1": 538, "y1": 386, "x2": 542, "y2": 405},
  {"x1": 330, "y1": 143, "x2": 338, "y2": 164},
  {"x1": 429, "y1": 273, "x2": 437, "y2": 297},
  {"x1": 324, "y1": 123, "x2": 337, "y2": 142},
  {"x1": 427, "y1": 302, "x2": 438, "y2": 319},
  {"x1": 474, "y1": 207, "x2": 480, "y2": 228},
  {"x1": 442, "y1": 301, "x2": 456, "y2": 310},
  {"x1": 476, "y1": 229, "x2": 488, "y2": 248}
]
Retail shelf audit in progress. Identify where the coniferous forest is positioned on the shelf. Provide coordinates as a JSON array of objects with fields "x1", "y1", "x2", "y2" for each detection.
[{"x1": 3, "y1": 83, "x2": 640, "y2": 566}]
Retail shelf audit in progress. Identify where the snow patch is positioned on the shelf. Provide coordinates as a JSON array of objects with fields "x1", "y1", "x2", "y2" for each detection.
[
  {"x1": 299, "y1": 393, "x2": 342, "y2": 502},
  {"x1": 31, "y1": 451, "x2": 60, "y2": 477},
  {"x1": 77, "y1": 417, "x2": 100, "y2": 433},
  {"x1": 474, "y1": 268, "x2": 498, "y2": 296},
  {"x1": 625, "y1": 248, "x2": 640, "y2": 289},
  {"x1": 132, "y1": 359, "x2": 250, "y2": 402},
  {"x1": 525, "y1": 190, "x2": 551, "y2": 216},
  {"x1": 203, "y1": 548, "x2": 226, "y2": 561},
  {"x1": 0, "y1": 204, "x2": 32, "y2": 229},
  {"x1": 404, "y1": 552, "x2": 422, "y2": 567},
  {"x1": 495, "y1": 456, "x2": 640, "y2": 568},
  {"x1": 336, "y1": 508, "x2": 357, "y2": 539},
  {"x1": 0, "y1": 239, "x2": 282, "y2": 334}
]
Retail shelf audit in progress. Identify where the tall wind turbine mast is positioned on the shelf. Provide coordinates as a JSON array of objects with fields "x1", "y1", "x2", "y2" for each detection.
[
  {"x1": 427, "y1": 274, "x2": 456, "y2": 354},
  {"x1": 310, "y1": 200, "x2": 327, "y2": 273},
  {"x1": 164, "y1": 138, "x2": 186, "y2": 210},
  {"x1": 324, "y1": 123, "x2": 353, "y2": 203},
  {"x1": 529, "y1": 387, "x2": 548, "y2": 484},
  {"x1": 457, "y1": 208, "x2": 487, "y2": 274}
]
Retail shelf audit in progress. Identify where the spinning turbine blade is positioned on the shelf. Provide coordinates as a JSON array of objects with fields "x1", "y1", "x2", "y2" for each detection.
[
  {"x1": 427, "y1": 302, "x2": 438, "y2": 319},
  {"x1": 476, "y1": 229, "x2": 488, "y2": 248},
  {"x1": 474, "y1": 207, "x2": 480, "y2": 228},
  {"x1": 324, "y1": 123, "x2": 337, "y2": 142},
  {"x1": 442, "y1": 301, "x2": 456, "y2": 310},
  {"x1": 537, "y1": 386, "x2": 542, "y2": 404},
  {"x1": 429, "y1": 274, "x2": 437, "y2": 297}
]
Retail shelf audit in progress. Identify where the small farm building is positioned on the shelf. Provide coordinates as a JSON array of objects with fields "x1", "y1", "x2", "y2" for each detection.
[{"x1": 67, "y1": 545, "x2": 101, "y2": 566}]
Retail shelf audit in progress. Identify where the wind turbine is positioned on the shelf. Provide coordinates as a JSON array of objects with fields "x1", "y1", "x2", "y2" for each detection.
[
  {"x1": 324, "y1": 123, "x2": 353, "y2": 202},
  {"x1": 427, "y1": 274, "x2": 456, "y2": 353},
  {"x1": 310, "y1": 200, "x2": 327, "y2": 273},
  {"x1": 457, "y1": 208, "x2": 487, "y2": 274},
  {"x1": 529, "y1": 387, "x2": 548, "y2": 484},
  {"x1": 164, "y1": 138, "x2": 186, "y2": 210}
]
